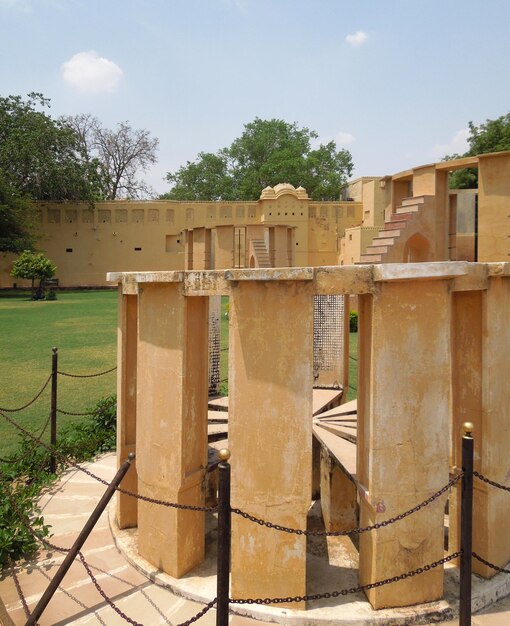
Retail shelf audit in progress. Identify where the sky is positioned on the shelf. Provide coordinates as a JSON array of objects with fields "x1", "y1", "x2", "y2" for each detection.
[{"x1": 1, "y1": 0, "x2": 510, "y2": 196}]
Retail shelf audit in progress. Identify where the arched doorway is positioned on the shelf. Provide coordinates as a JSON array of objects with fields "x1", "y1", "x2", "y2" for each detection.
[{"x1": 403, "y1": 233, "x2": 431, "y2": 262}]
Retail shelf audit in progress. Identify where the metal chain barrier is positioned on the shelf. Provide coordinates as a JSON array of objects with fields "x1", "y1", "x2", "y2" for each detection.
[
  {"x1": 10, "y1": 557, "x2": 32, "y2": 621},
  {"x1": 230, "y1": 552, "x2": 461, "y2": 605},
  {"x1": 473, "y1": 470, "x2": 510, "y2": 492},
  {"x1": 56, "y1": 408, "x2": 94, "y2": 416},
  {"x1": 57, "y1": 365, "x2": 117, "y2": 378},
  {"x1": 78, "y1": 551, "x2": 143, "y2": 626},
  {"x1": 232, "y1": 473, "x2": 462, "y2": 537},
  {"x1": 473, "y1": 552, "x2": 510, "y2": 574},
  {"x1": 117, "y1": 485, "x2": 217, "y2": 513},
  {"x1": 78, "y1": 551, "x2": 217, "y2": 626},
  {"x1": 0, "y1": 373, "x2": 51, "y2": 412},
  {"x1": 0, "y1": 411, "x2": 52, "y2": 464}
]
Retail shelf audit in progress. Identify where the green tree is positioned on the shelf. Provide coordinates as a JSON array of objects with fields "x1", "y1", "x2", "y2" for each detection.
[
  {"x1": 446, "y1": 112, "x2": 510, "y2": 188},
  {"x1": 163, "y1": 118, "x2": 353, "y2": 201},
  {"x1": 62, "y1": 114, "x2": 159, "y2": 200},
  {"x1": 0, "y1": 93, "x2": 108, "y2": 252},
  {"x1": 11, "y1": 251, "x2": 57, "y2": 299},
  {"x1": 0, "y1": 93, "x2": 106, "y2": 202},
  {"x1": 0, "y1": 174, "x2": 35, "y2": 253}
]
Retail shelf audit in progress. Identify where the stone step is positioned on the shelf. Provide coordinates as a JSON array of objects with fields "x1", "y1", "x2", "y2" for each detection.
[
  {"x1": 370, "y1": 236, "x2": 396, "y2": 246},
  {"x1": 363, "y1": 245, "x2": 388, "y2": 255},
  {"x1": 401, "y1": 195, "x2": 426, "y2": 206},
  {"x1": 396, "y1": 205, "x2": 420, "y2": 214},
  {"x1": 378, "y1": 228, "x2": 403, "y2": 238},
  {"x1": 383, "y1": 220, "x2": 408, "y2": 231},
  {"x1": 359, "y1": 253, "x2": 382, "y2": 263},
  {"x1": 389, "y1": 212, "x2": 414, "y2": 221}
]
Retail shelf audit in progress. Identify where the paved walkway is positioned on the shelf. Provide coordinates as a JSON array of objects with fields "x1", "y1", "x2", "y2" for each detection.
[{"x1": 1, "y1": 454, "x2": 509, "y2": 625}]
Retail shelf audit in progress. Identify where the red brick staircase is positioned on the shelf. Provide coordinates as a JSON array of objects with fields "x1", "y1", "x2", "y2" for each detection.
[{"x1": 358, "y1": 196, "x2": 430, "y2": 264}]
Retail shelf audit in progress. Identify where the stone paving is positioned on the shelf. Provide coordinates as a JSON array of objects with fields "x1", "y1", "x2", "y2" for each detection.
[{"x1": 1, "y1": 453, "x2": 510, "y2": 625}]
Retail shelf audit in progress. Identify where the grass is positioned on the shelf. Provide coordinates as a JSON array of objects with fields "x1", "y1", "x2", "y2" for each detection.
[
  {"x1": 0, "y1": 290, "x2": 118, "y2": 456},
  {"x1": 347, "y1": 331, "x2": 358, "y2": 402}
]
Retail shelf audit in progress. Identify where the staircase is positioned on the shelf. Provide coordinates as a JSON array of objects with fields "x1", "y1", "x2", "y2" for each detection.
[
  {"x1": 358, "y1": 196, "x2": 431, "y2": 264},
  {"x1": 250, "y1": 239, "x2": 272, "y2": 267}
]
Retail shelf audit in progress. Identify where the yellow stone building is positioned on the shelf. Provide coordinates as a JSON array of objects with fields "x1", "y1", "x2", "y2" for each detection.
[{"x1": 1, "y1": 150, "x2": 509, "y2": 288}]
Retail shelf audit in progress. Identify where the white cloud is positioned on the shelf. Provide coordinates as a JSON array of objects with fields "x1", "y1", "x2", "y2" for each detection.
[
  {"x1": 335, "y1": 131, "x2": 355, "y2": 146},
  {"x1": 431, "y1": 128, "x2": 469, "y2": 159},
  {"x1": 346, "y1": 30, "x2": 368, "y2": 47},
  {"x1": 61, "y1": 51, "x2": 123, "y2": 94}
]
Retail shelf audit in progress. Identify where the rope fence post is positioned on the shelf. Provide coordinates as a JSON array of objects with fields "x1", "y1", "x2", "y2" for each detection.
[
  {"x1": 50, "y1": 346, "x2": 58, "y2": 473},
  {"x1": 25, "y1": 453, "x2": 135, "y2": 626},
  {"x1": 216, "y1": 448, "x2": 231, "y2": 626},
  {"x1": 460, "y1": 421, "x2": 474, "y2": 626}
]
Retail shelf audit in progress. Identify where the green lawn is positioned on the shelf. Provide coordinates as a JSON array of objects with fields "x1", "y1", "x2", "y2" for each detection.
[
  {"x1": 347, "y1": 331, "x2": 358, "y2": 402},
  {"x1": 0, "y1": 290, "x2": 118, "y2": 456}
]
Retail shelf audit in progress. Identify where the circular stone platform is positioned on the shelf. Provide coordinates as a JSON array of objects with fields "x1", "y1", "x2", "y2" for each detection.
[{"x1": 109, "y1": 502, "x2": 510, "y2": 626}]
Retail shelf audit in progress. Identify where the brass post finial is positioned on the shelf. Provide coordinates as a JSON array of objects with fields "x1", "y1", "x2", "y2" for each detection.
[
  {"x1": 218, "y1": 448, "x2": 231, "y2": 462},
  {"x1": 463, "y1": 422, "x2": 474, "y2": 437}
]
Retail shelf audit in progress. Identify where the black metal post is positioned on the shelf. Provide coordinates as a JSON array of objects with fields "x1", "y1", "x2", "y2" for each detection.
[
  {"x1": 49, "y1": 346, "x2": 58, "y2": 473},
  {"x1": 459, "y1": 422, "x2": 474, "y2": 626},
  {"x1": 25, "y1": 454, "x2": 135, "y2": 626},
  {"x1": 216, "y1": 448, "x2": 231, "y2": 626}
]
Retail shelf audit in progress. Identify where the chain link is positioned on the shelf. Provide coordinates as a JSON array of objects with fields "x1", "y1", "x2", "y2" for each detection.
[
  {"x1": 0, "y1": 411, "x2": 52, "y2": 464},
  {"x1": 232, "y1": 474, "x2": 462, "y2": 537},
  {"x1": 58, "y1": 366, "x2": 117, "y2": 378},
  {"x1": 78, "y1": 551, "x2": 143, "y2": 626},
  {"x1": 0, "y1": 373, "x2": 51, "y2": 413},
  {"x1": 117, "y1": 486, "x2": 217, "y2": 513},
  {"x1": 79, "y1": 551, "x2": 216, "y2": 626},
  {"x1": 473, "y1": 552, "x2": 510, "y2": 574},
  {"x1": 57, "y1": 408, "x2": 94, "y2": 416},
  {"x1": 10, "y1": 557, "x2": 32, "y2": 621},
  {"x1": 473, "y1": 470, "x2": 510, "y2": 492},
  {"x1": 230, "y1": 552, "x2": 461, "y2": 605}
]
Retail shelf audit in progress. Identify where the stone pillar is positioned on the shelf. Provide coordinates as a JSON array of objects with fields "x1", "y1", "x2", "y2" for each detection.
[
  {"x1": 313, "y1": 294, "x2": 346, "y2": 389},
  {"x1": 320, "y1": 446, "x2": 357, "y2": 532},
  {"x1": 214, "y1": 225, "x2": 234, "y2": 269},
  {"x1": 116, "y1": 290, "x2": 138, "y2": 529},
  {"x1": 451, "y1": 269, "x2": 510, "y2": 576},
  {"x1": 476, "y1": 269, "x2": 510, "y2": 575},
  {"x1": 358, "y1": 278, "x2": 451, "y2": 609},
  {"x1": 229, "y1": 278, "x2": 314, "y2": 607},
  {"x1": 136, "y1": 281, "x2": 209, "y2": 577}
]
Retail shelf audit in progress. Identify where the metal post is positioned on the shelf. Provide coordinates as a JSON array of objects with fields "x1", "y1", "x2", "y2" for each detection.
[
  {"x1": 49, "y1": 346, "x2": 58, "y2": 473},
  {"x1": 25, "y1": 453, "x2": 135, "y2": 626},
  {"x1": 216, "y1": 448, "x2": 231, "y2": 626},
  {"x1": 459, "y1": 422, "x2": 474, "y2": 626}
]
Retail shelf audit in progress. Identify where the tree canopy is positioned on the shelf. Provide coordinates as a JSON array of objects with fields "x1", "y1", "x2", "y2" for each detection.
[
  {"x1": 163, "y1": 118, "x2": 353, "y2": 201},
  {"x1": 0, "y1": 93, "x2": 159, "y2": 252},
  {"x1": 446, "y1": 112, "x2": 510, "y2": 189},
  {"x1": 63, "y1": 114, "x2": 159, "y2": 200}
]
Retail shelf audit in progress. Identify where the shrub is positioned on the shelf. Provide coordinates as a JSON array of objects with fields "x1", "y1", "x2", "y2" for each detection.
[
  {"x1": 0, "y1": 394, "x2": 117, "y2": 567},
  {"x1": 349, "y1": 311, "x2": 358, "y2": 332},
  {"x1": 45, "y1": 288, "x2": 57, "y2": 301}
]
